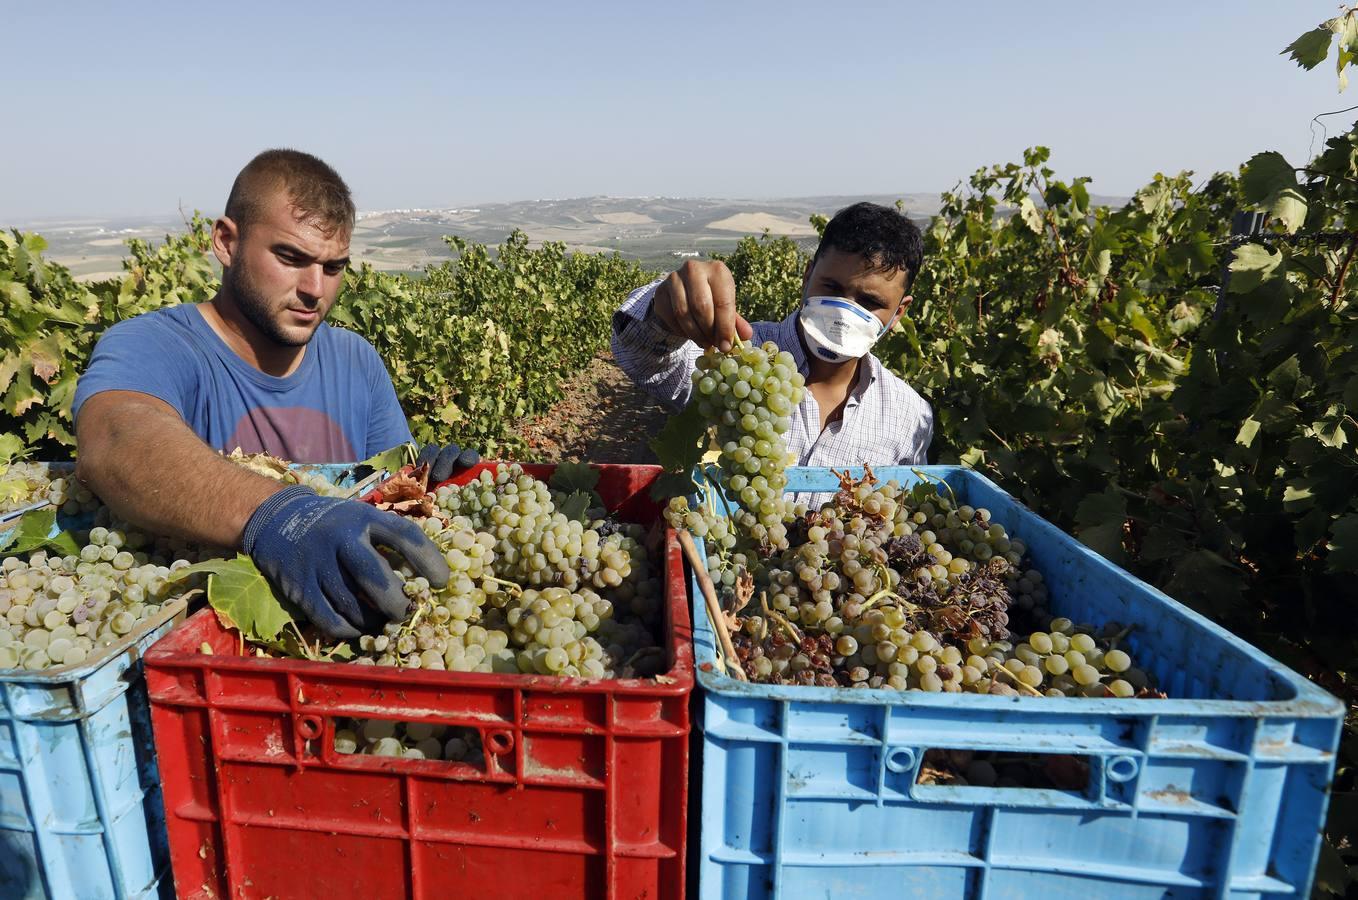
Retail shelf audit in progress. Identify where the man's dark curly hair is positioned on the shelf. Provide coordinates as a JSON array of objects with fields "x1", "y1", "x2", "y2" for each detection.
[{"x1": 813, "y1": 201, "x2": 924, "y2": 291}]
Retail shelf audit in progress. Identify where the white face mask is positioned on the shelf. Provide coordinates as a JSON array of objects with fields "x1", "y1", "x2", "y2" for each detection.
[{"x1": 798, "y1": 296, "x2": 888, "y2": 363}]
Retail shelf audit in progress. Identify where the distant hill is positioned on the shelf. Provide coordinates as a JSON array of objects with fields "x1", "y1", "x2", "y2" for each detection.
[{"x1": 10, "y1": 192, "x2": 1127, "y2": 278}]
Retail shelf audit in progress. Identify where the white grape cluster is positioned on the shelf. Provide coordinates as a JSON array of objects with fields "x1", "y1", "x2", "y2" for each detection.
[
  {"x1": 0, "y1": 465, "x2": 99, "y2": 516},
  {"x1": 333, "y1": 718, "x2": 484, "y2": 763},
  {"x1": 686, "y1": 468, "x2": 1157, "y2": 697},
  {"x1": 350, "y1": 465, "x2": 663, "y2": 680},
  {"x1": 0, "y1": 527, "x2": 198, "y2": 671},
  {"x1": 686, "y1": 341, "x2": 804, "y2": 550},
  {"x1": 762, "y1": 481, "x2": 1028, "y2": 630}
]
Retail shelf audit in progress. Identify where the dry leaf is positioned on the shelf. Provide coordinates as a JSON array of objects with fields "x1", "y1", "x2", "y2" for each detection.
[
  {"x1": 730, "y1": 569, "x2": 755, "y2": 615},
  {"x1": 376, "y1": 464, "x2": 429, "y2": 503}
]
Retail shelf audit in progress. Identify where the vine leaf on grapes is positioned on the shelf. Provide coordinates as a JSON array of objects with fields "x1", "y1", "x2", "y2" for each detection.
[
  {"x1": 0, "y1": 507, "x2": 79, "y2": 556},
  {"x1": 166, "y1": 555, "x2": 299, "y2": 644},
  {"x1": 648, "y1": 399, "x2": 709, "y2": 500},
  {"x1": 549, "y1": 461, "x2": 600, "y2": 495},
  {"x1": 359, "y1": 443, "x2": 415, "y2": 479},
  {"x1": 0, "y1": 433, "x2": 28, "y2": 463},
  {"x1": 367, "y1": 464, "x2": 437, "y2": 517},
  {"x1": 377, "y1": 464, "x2": 429, "y2": 501},
  {"x1": 549, "y1": 462, "x2": 604, "y2": 512},
  {"x1": 556, "y1": 490, "x2": 595, "y2": 522}
]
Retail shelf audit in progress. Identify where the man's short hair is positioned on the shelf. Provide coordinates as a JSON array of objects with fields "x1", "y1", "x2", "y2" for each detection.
[
  {"x1": 814, "y1": 202, "x2": 925, "y2": 291},
  {"x1": 224, "y1": 149, "x2": 355, "y2": 236}
]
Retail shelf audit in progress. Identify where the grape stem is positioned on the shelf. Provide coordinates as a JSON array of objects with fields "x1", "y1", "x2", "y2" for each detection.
[
  {"x1": 482, "y1": 576, "x2": 523, "y2": 598},
  {"x1": 1106, "y1": 623, "x2": 1135, "y2": 650},
  {"x1": 677, "y1": 528, "x2": 747, "y2": 681},
  {"x1": 990, "y1": 662, "x2": 1043, "y2": 697},
  {"x1": 911, "y1": 467, "x2": 958, "y2": 509}
]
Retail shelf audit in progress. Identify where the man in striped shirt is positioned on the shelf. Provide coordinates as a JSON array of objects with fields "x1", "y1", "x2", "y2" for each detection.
[{"x1": 612, "y1": 202, "x2": 934, "y2": 486}]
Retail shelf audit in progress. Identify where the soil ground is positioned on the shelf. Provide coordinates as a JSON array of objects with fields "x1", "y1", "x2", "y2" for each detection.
[{"x1": 510, "y1": 352, "x2": 669, "y2": 464}]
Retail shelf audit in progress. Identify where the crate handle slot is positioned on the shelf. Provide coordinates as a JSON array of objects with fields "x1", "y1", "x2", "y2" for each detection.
[
  {"x1": 914, "y1": 748, "x2": 1094, "y2": 793},
  {"x1": 884, "y1": 746, "x2": 917, "y2": 774}
]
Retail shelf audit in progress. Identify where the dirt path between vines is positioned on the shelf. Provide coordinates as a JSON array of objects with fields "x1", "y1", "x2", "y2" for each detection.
[{"x1": 511, "y1": 351, "x2": 669, "y2": 464}]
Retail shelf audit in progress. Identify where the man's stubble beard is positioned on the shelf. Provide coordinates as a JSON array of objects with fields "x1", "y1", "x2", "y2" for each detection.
[{"x1": 224, "y1": 261, "x2": 318, "y2": 348}]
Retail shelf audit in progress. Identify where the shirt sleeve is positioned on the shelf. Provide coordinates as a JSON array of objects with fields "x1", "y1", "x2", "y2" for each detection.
[
  {"x1": 361, "y1": 343, "x2": 415, "y2": 457},
  {"x1": 72, "y1": 314, "x2": 200, "y2": 422},
  {"x1": 908, "y1": 401, "x2": 935, "y2": 465},
  {"x1": 610, "y1": 278, "x2": 702, "y2": 412}
]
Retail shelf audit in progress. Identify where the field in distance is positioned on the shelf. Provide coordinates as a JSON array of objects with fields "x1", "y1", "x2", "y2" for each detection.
[{"x1": 12, "y1": 194, "x2": 951, "y2": 278}]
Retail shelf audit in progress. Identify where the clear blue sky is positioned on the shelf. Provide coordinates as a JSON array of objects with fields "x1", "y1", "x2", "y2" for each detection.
[{"x1": 3, "y1": 1, "x2": 1354, "y2": 221}]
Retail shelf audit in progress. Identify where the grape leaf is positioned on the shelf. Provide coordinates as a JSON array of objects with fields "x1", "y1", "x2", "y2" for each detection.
[
  {"x1": 377, "y1": 464, "x2": 429, "y2": 502},
  {"x1": 167, "y1": 555, "x2": 296, "y2": 643},
  {"x1": 1227, "y1": 243, "x2": 1282, "y2": 292},
  {"x1": 1074, "y1": 488, "x2": 1127, "y2": 564},
  {"x1": 556, "y1": 489, "x2": 595, "y2": 522},
  {"x1": 649, "y1": 399, "x2": 709, "y2": 473},
  {"x1": 649, "y1": 470, "x2": 701, "y2": 503},
  {"x1": 549, "y1": 461, "x2": 600, "y2": 496},
  {"x1": 0, "y1": 433, "x2": 27, "y2": 464},
  {"x1": 0, "y1": 507, "x2": 79, "y2": 557},
  {"x1": 1284, "y1": 26, "x2": 1334, "y2": 70},
  {"x1": 352, "y1": 443, "x2": 414, "y2": 483},
  {"x1": 1240, "y1": 152, "x2": 1307, "y2": 234},
  {"x1": 1327, "y1": 514, "x2": 1358, "y2": 573}
]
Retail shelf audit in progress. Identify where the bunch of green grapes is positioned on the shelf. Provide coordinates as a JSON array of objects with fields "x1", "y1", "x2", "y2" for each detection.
[
  {"x1": 674, "y1": 340, "x2": 806, "y2": 552},
  {"x1": 0, "y1": 527, "x2": 202, "y2": 671},
  {"x1": 0, "y1": 464, "x2": 100, "y2": 516},
  {"x1": 705, "y1": 470, "x2": 1159, "y2": 697},
  {"x1": 349, "y1": 465, "x2": 664, "y2": 680},
  {"x1": 332, "y1": 717, "x2": 484, "y2": 763}
]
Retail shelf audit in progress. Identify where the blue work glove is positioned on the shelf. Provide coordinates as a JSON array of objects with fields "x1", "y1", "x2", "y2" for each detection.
[
  {"x1": 242, "y1": 486, "x2": 451, "y2": 639},
  {"x1": 416, "y1": 442, "x2": 481, "y2": 484}
]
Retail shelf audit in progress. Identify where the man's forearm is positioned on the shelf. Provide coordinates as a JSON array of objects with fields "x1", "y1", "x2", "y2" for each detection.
[
  {"x1": 611, "y1": 281, "x2": 701, "y2": 411},
  {"x1": 75, "y1": 392, "x2": 286, "y2": 548}
]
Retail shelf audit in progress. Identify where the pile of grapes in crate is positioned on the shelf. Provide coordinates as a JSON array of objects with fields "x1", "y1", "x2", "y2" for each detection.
[
  {"x1": 0, "y1": 451, "x2": 353, "y2": 673},
  {"x1": 332, "y1": 716, "x2": 485, "y2": 763},
  {"x1": 663, "y1": 340, "x2": 1159, "y2": 699},
  {"x1": 191, "y1": 461, "x2": 670, "y2": 685},
  {"x1": 0, "y1": 528, "x2": 203, "y2": 670},
  {"x1": 342, "y1": 463, "x2": 666, "y2": 679}
]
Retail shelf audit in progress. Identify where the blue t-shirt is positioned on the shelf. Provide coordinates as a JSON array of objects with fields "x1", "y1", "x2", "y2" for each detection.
[{"x1": 72, "y1": 305, "x2": 412, "y2": 462}]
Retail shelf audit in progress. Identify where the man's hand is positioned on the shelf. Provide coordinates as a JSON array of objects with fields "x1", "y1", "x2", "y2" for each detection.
[
  {"x1": 242, "y1": 486, "x2": 452, "y2": 639},
  {"x1": 415, "y1": 442, "x2": 481, "y2": 485},
  {"x1": 651, "y1": 260, "x2": 754, "y2": 352}
]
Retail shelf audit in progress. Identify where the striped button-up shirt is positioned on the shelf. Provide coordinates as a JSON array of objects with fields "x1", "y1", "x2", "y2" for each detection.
[{"x1": 611, "y1": 279, "x2": 934, "y2": 505}]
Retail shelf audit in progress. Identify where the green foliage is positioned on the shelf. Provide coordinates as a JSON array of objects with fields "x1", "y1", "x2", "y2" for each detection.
[
  {"x1": 0, "y1": 216, "x2": 218, "y2": 454},
  {"x1": 333, "y1": 230, "x2": 651, "y2": 451},
  {"x1": 168, "y1": 555, "x2": 297, "y2": 643},
  {"x1": 0, "y1": 507, "x2": 79, "y2": 556},
  {"x1": 711, "y1": 232, "x2": 809, "y2": 323},
  {"x1": 0, "y1": 223, "x2": 652, "y2": 457},
  {"x1": 873, "y1": 20, "x2": 1358, "y2": 879},
  {"x1": 1283, "y1": 6, "x2": 1358, "y2": 89}
]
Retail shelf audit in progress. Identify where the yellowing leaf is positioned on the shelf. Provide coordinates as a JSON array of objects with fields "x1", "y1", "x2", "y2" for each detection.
[{"x1": 167, "y1": 555, "x2": 296, "y2": 643}]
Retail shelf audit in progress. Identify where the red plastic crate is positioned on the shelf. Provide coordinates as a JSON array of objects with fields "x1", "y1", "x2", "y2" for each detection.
[{"x1": 144, "y1": 463, "x2": 692, "y2": 900}]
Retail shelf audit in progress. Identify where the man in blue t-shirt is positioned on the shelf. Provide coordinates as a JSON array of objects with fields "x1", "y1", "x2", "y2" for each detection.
[{"x1": 74, "y1": 149, "x2": 468, "y2": 639}]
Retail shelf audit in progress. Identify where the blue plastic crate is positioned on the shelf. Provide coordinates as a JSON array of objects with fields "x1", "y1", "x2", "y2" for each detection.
[
  {"x1": 0, "y1": 462, "x2": 366, "y2": 900},
  {"x1": 691, "y1": 466, "x2": 1344, "y2": 900}
]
